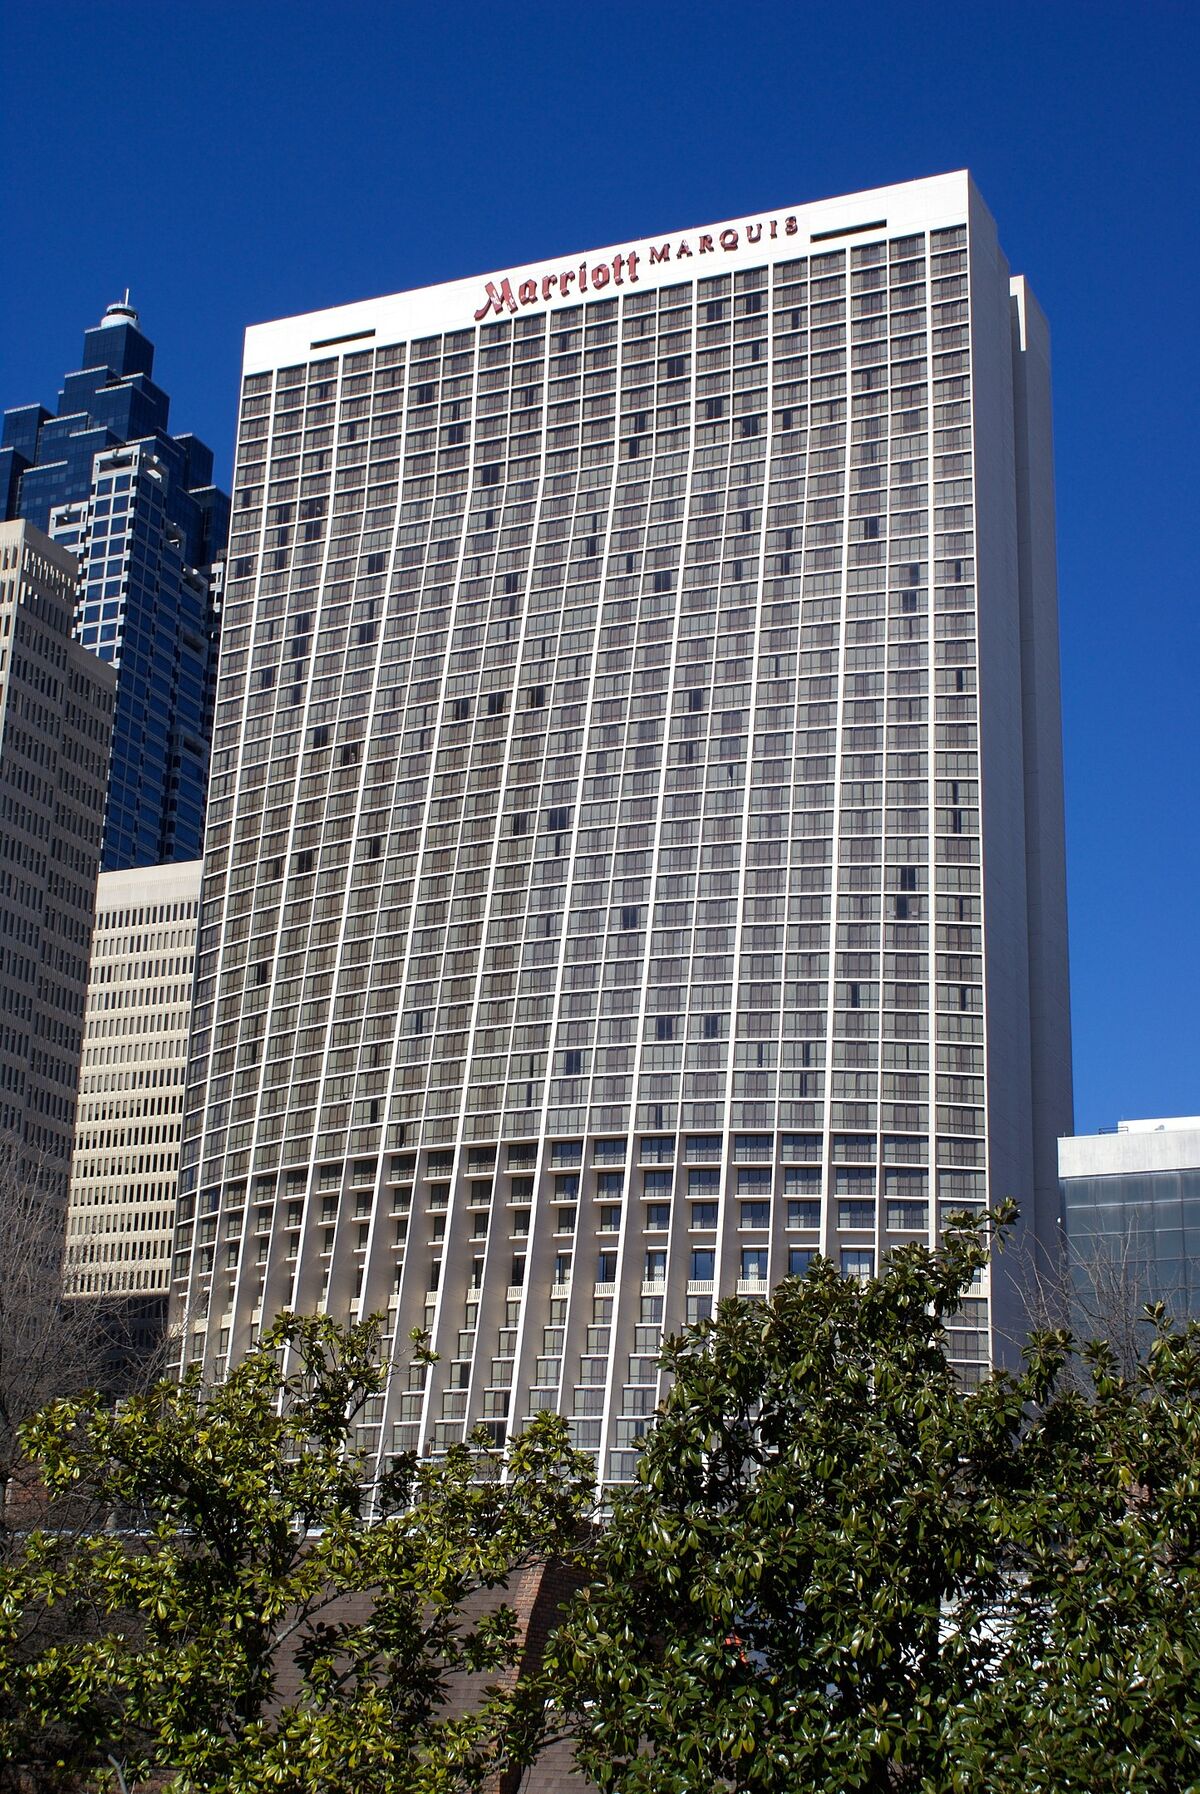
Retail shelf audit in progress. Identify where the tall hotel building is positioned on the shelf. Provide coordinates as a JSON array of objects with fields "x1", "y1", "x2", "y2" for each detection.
[{"x1": 172, "y1": 173, "x2": 1071, "y2": 1482}]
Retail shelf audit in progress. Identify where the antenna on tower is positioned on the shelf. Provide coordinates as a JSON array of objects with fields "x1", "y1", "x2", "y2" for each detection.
[{"x1": 100, "y1": 291, "x2": 140, "y2": 329}]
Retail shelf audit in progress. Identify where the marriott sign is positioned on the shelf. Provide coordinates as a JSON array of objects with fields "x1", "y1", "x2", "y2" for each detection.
[{"x1": 474, "y1": 212, "x2": 806, "y2": 321}]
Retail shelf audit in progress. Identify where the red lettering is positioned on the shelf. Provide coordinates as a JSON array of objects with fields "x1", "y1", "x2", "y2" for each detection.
[
  {"x1": 649, "y1": 243, "x2": 671, "y2": 264},
  {"x1": 613, "y1": 253, "x2": 625, "y2": 286},
  {"x1": 592, "y1": 263, "x2": 610, "y2": 288},
  {"x1": 785, "y1": 215, "x2": 798, "y2": 235},
  {"x1": 626, "y1": 250, "x2": 640, "y2": 282},
  {"x1": 675, "y1": 239, "x2": 693, "y2": 258},
  {"x1": 580, "y1": 262, "x2": 588, "y2": 291},
  {"x1": 518, "y1": 279, "x2": 538, "y2": 305},
  {"x1": 720, "y1": 228, "x2": 739, "y2": 251},
  {"x1": 746, "y1": 223, "x2": 762, "y2": 244},
  {"x1": 560, "y1": 269, "x2": 576, "y2": 294},
  {"x1": 698, "y1": 234, "x2": 714, "y2": 253},
  {"x1": 769, "y1": 220, "x2": 779, "y2": 239},
  {"x1": 542, "y1": 273, "x2": 558, "y2": 300},
  {"x1": 474, "y1": 278, "x2": 518, "y2": 320}
]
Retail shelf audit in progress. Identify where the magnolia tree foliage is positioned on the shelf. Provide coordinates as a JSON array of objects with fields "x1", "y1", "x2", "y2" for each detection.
[
  {"x1": 4, "y1": 1228, "x2": 1199, "y2": 1794},
  {"x1": 0, "y1": 1314, "x2": 594, "y2": 1793},
  {"x1": 546, "y1": 1213, "x2": 1200, "y2": 1794}
]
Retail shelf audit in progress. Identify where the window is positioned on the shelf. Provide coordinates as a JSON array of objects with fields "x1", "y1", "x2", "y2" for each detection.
[
  {"x1": 655, "y1": 1016, "x2": 675, "y2": 1040},
  {"x1": 788, "y1": 1247, "x2": 816, "y2": 1277},
  {"x1": 644, "y1": 1249, "x2": 667, "y2": 1282},
  {"x1": 598, "y1": 1204, "x2": 622, "y2": 1232},
  {"x1": 838, "y1": 1200, "x2": 875, "y2": 1229},
  {"x1": 596, "y1": 1250, "x2": 617, "y2": 1282},
  {"x1": 887, "y1": 1201, "x2": 928, "y2": 1230},
  {"x1": 690, "y1": 1248, "x2": 715, "y2": 1280},
  {"x1": 643, "y1": 1170, "x2": 672, "y2": 1193},
  {"x1": 841, "y1": 1248, "x2": 874, "y2": 1281},
  {"x1": 646, "y1": 1203, "x2": 670, "y2": 1231},
  {"x1": 787, "y1": 1199, "x2": 820, "y2": 1229},
  {"x1": 739, "y1": 1201, "x2": 769, "y2": 1229},
  {"x1": 740, "y1": 1248, "x2": 768, "y2": 1281},
  {"x1": 641, "y1": 1137, "x2": 676, "y2": 1163}
]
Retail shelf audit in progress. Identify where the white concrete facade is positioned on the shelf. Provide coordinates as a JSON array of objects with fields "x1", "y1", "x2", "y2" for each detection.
[
  {"x1": 171, "y1": 173, "x2": 1072, "y2": 1482},
  {"x1": 1060, "y1": 1119, "x2": 1200, "y2": 1181}
]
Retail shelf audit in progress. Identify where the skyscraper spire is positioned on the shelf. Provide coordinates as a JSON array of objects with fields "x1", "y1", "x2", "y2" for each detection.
[
  {"x1": 100, "y1": 291, "x2": 139, "y2": 328},
  {"x1": 0, "y1": 305, "x2": 229, "y2": 869}
]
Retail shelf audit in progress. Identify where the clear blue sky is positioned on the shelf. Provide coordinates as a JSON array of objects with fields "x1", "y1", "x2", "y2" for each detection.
[{"x1": 2, "y1": 0, "x2": 1197, "y2": 1136}]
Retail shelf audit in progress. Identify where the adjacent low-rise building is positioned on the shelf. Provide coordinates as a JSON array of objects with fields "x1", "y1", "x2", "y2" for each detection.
[{"x1": 1059, "y1": 1116, "x2": 1200, "y2": 1320}]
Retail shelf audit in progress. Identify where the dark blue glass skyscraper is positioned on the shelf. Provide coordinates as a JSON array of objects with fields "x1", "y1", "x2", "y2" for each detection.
[{"x1": 0, "y1": 300, "x2": 229, "y2": 869}]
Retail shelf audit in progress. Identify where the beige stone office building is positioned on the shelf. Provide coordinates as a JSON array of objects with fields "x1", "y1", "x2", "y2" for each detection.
[
  {"x1": 0, "y1": 519, "x2": 115, "y2": 1202},
  {"x1": 65, "y1": 858, "x2": 201, "y2": 1299}
]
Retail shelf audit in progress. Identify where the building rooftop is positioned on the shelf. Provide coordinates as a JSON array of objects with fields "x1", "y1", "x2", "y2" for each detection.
[{"x1": 1060, "y1": 1117, "x2": 1200, "y2": 1178}]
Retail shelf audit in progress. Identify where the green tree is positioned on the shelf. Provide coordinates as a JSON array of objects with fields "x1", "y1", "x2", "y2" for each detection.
[
  {"x1": 546, "y1": 1214, "x2": 1200, "y2": 1794},
  {"x1": 0, "y1": 1313, "x2": 593, "y2": 1793}
]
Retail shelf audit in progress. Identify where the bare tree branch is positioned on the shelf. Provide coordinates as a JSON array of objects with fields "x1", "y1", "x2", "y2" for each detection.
[{"x1": 1008, "y1": 1212, "x2": 1183, "y2": 1384}]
